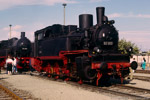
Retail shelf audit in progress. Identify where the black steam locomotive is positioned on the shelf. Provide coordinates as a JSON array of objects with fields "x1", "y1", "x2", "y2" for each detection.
[
  {"x1": 31, "y1": 7, "x2": 137, "y2": 86},
  {"x1": 0, "y1": 32, "x2": 32, "y2": 71}
]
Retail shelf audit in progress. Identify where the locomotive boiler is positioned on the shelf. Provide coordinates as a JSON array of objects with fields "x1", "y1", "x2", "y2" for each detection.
[
  {"x1": 0, "y1": 32, "x2": 32, "y2": 71},
  {"x1": 10, "y1": 32, "x2": 32, "y2": 57},
  {"x1": 31, "y1": 7, "x2": 137, "y2": 85}
]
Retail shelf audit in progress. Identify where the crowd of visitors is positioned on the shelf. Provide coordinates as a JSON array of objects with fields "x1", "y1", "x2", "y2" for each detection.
[{"x1": 5, "y1": 55, "x2": 17, "y2": 75}]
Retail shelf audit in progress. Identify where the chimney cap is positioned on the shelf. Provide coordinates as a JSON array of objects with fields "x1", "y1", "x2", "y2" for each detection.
[{"x1": 21, "y1": 32, "x2": 25, "y2": 38}]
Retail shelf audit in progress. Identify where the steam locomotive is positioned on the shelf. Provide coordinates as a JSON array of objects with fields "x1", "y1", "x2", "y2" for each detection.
[
  {"x1": 0, "y1": 32, "x2": 32, "y2": 72},
  {"x1": 31, "y1": 7, "x2": 138, "y2": 85}
]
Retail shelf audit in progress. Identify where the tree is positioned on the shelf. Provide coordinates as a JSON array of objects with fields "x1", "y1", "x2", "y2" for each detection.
[
  {"x1": 147, "y1": 51, "x2": 150, "y2": 55},
  {"x1": 118, "y1": 39, "x2": 139, "y2": 54}
]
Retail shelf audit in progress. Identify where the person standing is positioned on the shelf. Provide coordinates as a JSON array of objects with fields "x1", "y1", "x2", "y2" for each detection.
[
  {"x1": 6, "y1": 56, "x2": 14, "y2": 75},
  {"x1": 12, "y1": 57, "x2": 17, "y2": 74},
  {"x1": 142, "y1": 58, "x2": 146, "y2": 70},
  {"x1": 129, "y1": 56, "x2": 135, "y2": 80}
]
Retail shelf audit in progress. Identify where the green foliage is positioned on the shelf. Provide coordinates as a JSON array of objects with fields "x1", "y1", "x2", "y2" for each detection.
[{"x1": 118, "y1": 39, "x2": 140, "y2": 54}]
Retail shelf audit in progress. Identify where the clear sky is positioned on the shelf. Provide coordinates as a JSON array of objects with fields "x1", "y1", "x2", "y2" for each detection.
[{"x1": 0, "y1": 0, "x2": 150, "y2": 51}]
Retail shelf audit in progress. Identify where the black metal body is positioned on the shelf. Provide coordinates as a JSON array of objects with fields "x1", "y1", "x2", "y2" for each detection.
[
  {"x1": 34, "y1": 25, "x2": 78, "y2": 56},
  {"x1": 34, "y1": 7, "x2": 119, "y2": 57}
]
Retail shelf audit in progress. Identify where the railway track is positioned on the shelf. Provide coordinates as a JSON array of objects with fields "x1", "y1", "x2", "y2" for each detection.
[
  {"x1": 0, "y1": 83, "x2": 23, "y2": 100},
  {"x1": 133, "y1": 75, "x2": 150, "y2": 82},
  {"x1": 68, "y1": 83, "x2": 150, "y2": 100},
  {"x1": 107, "y1": 85, "x2": 150, "y2": 100},
  {"x1": 0, "y1": 83, "x2": 35, "y2": 100},
  {"x1": 135, "y1": 70, "x2": 150, "y2": 74},
  {"x1": 24, "y1": 71, "x2": 150, "y2": 100},
  {"x1": 0, "y1": 74, "x2": 38, "y2": 100}
]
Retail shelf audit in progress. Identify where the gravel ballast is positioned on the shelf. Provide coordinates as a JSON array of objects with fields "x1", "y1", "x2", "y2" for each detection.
[
  {"x1": 1, "y1": 70, "x2": 150, "y2": 100},
  {"x1": 0, "y1": 71, "x2": 114, "y2": 100}
]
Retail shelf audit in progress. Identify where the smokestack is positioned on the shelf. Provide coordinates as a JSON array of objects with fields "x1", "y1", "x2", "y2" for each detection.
[
  {"x1": 21, "y1": 32, "x2": 25, "y2": 38},
  {"x1": 96, "y1": 7, "x2": 105, "y2": 25},
  {"x1": 79, "y1": 14, "x2": 93, "y2": 30}
]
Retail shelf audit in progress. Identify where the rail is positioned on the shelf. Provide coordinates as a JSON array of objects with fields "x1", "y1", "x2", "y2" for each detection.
[{"x1": 0, "y1": 83, "x2": 23, "y2": 100}]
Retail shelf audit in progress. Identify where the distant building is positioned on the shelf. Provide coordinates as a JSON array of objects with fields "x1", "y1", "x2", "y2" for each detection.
[{"x1": 131, "y1": 53, "x2": 150, "y2": 67}]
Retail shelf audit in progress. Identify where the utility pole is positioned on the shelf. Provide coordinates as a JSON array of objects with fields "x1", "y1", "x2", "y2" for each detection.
[
  {"x1": 9, "y1": 24, "x2": 12, "y2": 39},
  {"x1": 62, "y1": 3, "x2": 67, "y2": 25}
]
